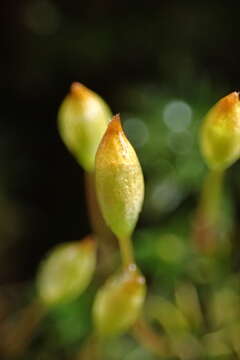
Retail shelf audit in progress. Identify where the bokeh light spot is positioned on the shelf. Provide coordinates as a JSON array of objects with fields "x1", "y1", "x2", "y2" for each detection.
[
  {"x1": 167, "y1": 130, "x2": 193, "y2": 154},
  {"x1": 163, "y1": 100, "x2": 192, "y2": 133},
  {"x1": 150, "y1": 178, "x2": 183, "y2": 214},
  {"x1": 124, "y1": 118, "x2": 149, "y2": 148}
]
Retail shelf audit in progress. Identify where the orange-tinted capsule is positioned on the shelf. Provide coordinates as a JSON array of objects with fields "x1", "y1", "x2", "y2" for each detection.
[
  {"x1": 201, "y1": 92, "x2": 240, "y2": 170},
  {"x1": 95, "y1": 115, "x2": 144, "y2": 239}
]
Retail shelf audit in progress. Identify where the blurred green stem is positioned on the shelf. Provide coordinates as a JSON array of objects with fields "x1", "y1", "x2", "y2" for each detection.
[
  {"x1": 193, "y1": 169, "x2": 224, "y2": 254},
  {"x1": 118, "y1": 236, "x2": 135, "y2": 267}
]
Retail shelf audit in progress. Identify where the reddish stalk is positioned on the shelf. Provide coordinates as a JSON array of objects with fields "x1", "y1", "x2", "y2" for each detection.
[{"x1": 192, "y1": 169, "x2": 224, "y2": 254}]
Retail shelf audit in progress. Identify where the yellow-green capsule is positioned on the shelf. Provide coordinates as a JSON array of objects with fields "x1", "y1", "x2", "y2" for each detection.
[
  {"x1": 58, "y1": 83, "x2": 112, "y2": 172},
  {"x1": 37, "y1": 236, "x2": 96, "y2": 306},
  {"x1": 93, "y1": 264, "x2": 146, "y2": 337},
  {"x1": 95, "y1": 114, "x2": 144, "y2": 239},
  {"x1": 200, "y1": 92, "x2": 240, "y2": 170}
]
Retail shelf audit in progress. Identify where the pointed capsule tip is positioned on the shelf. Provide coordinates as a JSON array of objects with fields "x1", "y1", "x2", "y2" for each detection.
[
  {"x1": 229, "y1": 91, "x2": 240, "y2": 102},
  {"x1": 218, "y1": 91, "x2": 240, "y2": 113},
  {"x1": 80, "y1": 235, "x2": 96, "y2": 251},
  {"x1": 70, "y1": 82, "x2": 89, "y2": 98},
  {"x1": 107, "y1": 114, "x2": 123, "y2": 134},
  {"x1": 82, "y1": 234, "x2": 96, "y2": 243}
]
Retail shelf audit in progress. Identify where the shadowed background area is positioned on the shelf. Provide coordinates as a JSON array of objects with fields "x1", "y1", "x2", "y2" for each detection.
[
  {"x1": 1, "y1": 0, "x2": 239, "y2": 282},
  {"x1": 1, "y1": 1, "x2": 240, "y2": 359}
]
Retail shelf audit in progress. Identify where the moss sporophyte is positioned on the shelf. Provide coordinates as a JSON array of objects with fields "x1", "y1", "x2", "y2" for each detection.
[
  {"x1": 58, "y1": 83, "x2": 114, "y2": 249},
  {"x1": 95, "y1": 114, "x2": 144, "y2": 266},
  {"x1": 194, "y1": 92, "x2": 240, "y2": 254}
]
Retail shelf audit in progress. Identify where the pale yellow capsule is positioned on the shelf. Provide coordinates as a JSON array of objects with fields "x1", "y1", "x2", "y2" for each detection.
[
  {"x1": 58, "y1": 83, "x2": 112, "y2": 172},
  {"x1": 37, "y1": 236, "x2": 96, "y2": 306},
  {"x1": 201, "y1": 92, "x2": 240, "y2": 170},
  {"x1": 93, "y1": 264, "x2": 146, "y2": 337},
  {"x1": 95, "y1": 114, "x2": 144, "y2": 239}
]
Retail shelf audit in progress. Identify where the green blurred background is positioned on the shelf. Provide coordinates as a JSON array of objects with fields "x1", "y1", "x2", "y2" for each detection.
[{"x1": 1, "y1": 1, "x2": 240, "y2": 359}]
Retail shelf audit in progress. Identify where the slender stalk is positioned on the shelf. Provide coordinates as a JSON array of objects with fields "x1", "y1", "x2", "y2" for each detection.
[
  {"x1": 132, "y1": 318, "x2": 170, "y2": 357},
  {"x1": 84, "y1": 171, "x2": 112, "y2": 241},
  {"x1": 74, "y1": 334, "x2": 102, "y2": 360},
  {"x1": 118, "y1": 236, "x2": 135, "y2": 267},
  {"x1": 193, "y1": 169, "x2": 224, "y2": 254},
  {"x1": 200, "y1": 169, "x2": 224, "y2": 223},
  {"x1": 84, "y1": 171, "x2": 116, "y2": 276},
  {"x1": 0, "y1": 299, "x2": 46, "y2": 357},
  {"x1": 85, "y1": 171, "x2": 135, "y2": 268}
]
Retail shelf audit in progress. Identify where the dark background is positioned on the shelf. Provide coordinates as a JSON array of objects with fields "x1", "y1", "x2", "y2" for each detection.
[{"x1": 0, "y1": 0, "x2": 239, "y2": 283}]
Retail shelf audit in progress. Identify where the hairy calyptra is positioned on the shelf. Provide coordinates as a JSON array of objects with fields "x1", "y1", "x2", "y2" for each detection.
[
  {"x1": 58, "y1": 83, "x2": 111, "y2": 172},
  {"x1": 201, "y1": 92, "x2": 240, "y2": 170},
  {"x1": 95, "y1": 114, "x2": 144, "y2": 240}
]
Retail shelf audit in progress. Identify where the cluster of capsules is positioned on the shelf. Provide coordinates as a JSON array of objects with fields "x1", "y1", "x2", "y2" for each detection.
[
  {"x1": 37, "y1": 82, "x2": 146, "y2": 339},
  {"x1": 36, "y1": 83, "x2": 240, "y2": 342}
]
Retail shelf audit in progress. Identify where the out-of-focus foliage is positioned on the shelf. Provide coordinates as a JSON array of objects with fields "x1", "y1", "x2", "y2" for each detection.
[
  {"x1": 1, "y1": 1, "x2": 240, "y2": 359},
  {"x1": 121, "y1": 85, "x2": 207, "y2": 222},
  {"x1": 1, "y1": 86, "x2": 238, "y2": 360}
]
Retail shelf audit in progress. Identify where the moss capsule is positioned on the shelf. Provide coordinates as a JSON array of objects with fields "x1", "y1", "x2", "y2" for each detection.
[
  {"x1": 37, "y1": 236, "x2": 96, "y2": 306},
  {"x1": 58, "y1": 83, "x2": 112, "y2": 172},
  {"x1": 93, "y1": 264, "x2": 146, "y2": 337},
  {"x1": 201, "y1": 92, "x2": 240, "y2": 170},
  {"x1": 95, "y1": 114, "x2": 144, "y2": 239}
]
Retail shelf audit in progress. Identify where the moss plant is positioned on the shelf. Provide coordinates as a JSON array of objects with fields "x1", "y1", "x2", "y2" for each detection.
[{"x1": 95, "y1": 114, "x2": 144, "y2": 266}]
